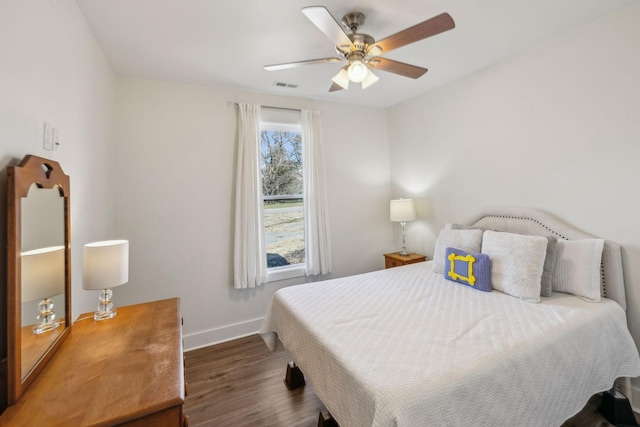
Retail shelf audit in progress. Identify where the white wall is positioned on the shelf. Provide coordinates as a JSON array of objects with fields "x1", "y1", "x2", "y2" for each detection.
[
  {"x1": 0, "y1": 0, "x2": 392, "y2": 359},
  {"x1": 112, "y1": 78, "x2": 392, "y2": 349},
  {"x1": 388, "y1": 2, "x2": 640, "y2": 405},
  {"x1": 0, "y1": 1, "x2": 116, "y2": 323},
  {"x1": 5, "y1": 0, "x2": 638, "y2": 409}
]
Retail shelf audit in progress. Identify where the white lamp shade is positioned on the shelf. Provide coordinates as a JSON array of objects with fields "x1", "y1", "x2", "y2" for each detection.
[
  {"x1": 361, "y1": 69, "x2": 379, "y2": 89},
  {"x1": 390, "y1": 199, "x2": 416, "y2": 222},
  {"x1": 331, "y1": 68, "x2": 349, "y2": 90},
  {"x1": 21, "y1": 246, "x2": 65, "y2": 302},
  {"x1": 83, "y1": 240, "x2": 129, "y2": 290}
]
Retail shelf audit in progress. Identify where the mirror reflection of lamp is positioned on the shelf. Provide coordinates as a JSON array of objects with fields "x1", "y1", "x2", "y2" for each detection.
[
  {"x1": 21, "y1": 246, "x2": 65, "y2": 334},
  {"x1": 83, "y1": 240, "x2": 129, "y2": 321}
]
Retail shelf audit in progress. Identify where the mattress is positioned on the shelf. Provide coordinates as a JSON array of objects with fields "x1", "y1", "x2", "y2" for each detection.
[{"x1": 260, "y1": 261, "x2": 640, "y2": 426}]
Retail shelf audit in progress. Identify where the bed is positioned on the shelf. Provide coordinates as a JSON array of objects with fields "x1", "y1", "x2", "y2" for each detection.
[{"x1": 259, "y1": 207, "x2": 640, "y2": 426}]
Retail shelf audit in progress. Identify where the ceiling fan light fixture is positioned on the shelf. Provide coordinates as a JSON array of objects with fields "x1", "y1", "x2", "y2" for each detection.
[
  {"x1": 368, "y1": 45, "x2": 383, "y2": 56},
  {"x1": 266, "y1": 8, "x2": 456, "y2": 94},
  {"x1": 361, "y1": 69, "x2": 379, "y2": 89},
  {"x1": 347, "y1": 59, "x2": 368, "y2": 83},
  {"x1": 331, "y1": 68, "x2": 350, "y2": 90}
]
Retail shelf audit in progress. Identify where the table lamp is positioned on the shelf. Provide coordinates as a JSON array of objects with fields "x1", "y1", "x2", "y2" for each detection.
[
  {"x1": 390, "y1": 198, "x2": 416, "y2": 256},
  {"x1": 83, "y1": 240, "x2": 129, "y2": 321},
  {"x1": 21, "y1": 246, "x2": 65, "y2": 334}
]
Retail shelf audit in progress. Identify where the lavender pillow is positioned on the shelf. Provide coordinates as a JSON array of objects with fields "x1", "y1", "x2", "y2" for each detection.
[{"x1": 444, "y1": 247, "x2": 492, "y2": 292}]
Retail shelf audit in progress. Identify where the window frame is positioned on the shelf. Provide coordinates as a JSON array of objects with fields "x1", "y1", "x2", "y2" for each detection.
[{"x1": 259, "y1": 119, "x2": 305, "y2": 283}]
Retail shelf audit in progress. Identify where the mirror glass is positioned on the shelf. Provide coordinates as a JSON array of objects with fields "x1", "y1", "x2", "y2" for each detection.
[
  {"x1": 6, "y1": 155, "x2": 71, "y2": 405},
  {"x1": 20, "y1": 184, "x2": 66, "y2": 380}
]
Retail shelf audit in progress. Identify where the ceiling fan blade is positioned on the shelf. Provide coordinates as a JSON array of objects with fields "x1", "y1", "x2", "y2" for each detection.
[
  {"x1": 264, "y1": 57, "x2": 343, "y2": 71},
  {"x1": 302, "y1": 6, "x2": 354, "y2": 51},
  {"x1": 329, "y1": 82, "x2": 344, "y2": 92},
  {"x1": 368, "y1": 13, "x2": 454, "y2": 56},
  {"x1": 367, "y1": 57, "x2": 428, "y2": 79}
]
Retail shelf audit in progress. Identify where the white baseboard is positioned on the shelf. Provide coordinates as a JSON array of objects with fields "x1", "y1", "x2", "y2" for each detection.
[{"x1": 182, "y1": 317, "x2": 264, "y2": 352}]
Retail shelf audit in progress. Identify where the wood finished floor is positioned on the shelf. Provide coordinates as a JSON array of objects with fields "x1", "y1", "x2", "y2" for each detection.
[{"x1": 184, "y1": 334, "x2": 637, "y2": 427}]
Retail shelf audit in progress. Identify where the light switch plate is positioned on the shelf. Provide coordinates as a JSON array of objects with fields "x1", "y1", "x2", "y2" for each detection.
[{"x1": 43, "y1": 122, "x2": 54, "y2": 151}]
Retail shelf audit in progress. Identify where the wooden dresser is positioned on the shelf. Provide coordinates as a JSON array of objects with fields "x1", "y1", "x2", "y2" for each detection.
[{"x1": 0, "y1": 298, "x2": 186, "y2": 426}]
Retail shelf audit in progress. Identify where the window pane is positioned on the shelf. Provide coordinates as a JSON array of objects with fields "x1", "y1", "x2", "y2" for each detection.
[
  {"x1": 264, "y1": 198, "x2": 304, "y2": 267},
  {"x1": 260, "y1": 129, "x2": 305, "y2": 267}
]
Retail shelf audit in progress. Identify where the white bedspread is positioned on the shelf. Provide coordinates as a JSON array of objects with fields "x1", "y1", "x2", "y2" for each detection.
[{"x1": 260, "y1": 261, "x2": 640, "y2": 427}]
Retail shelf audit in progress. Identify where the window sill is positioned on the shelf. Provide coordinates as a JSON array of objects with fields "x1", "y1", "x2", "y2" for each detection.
[{"x1": 267, "y1": 264, "x2": 305, "y2": 282}]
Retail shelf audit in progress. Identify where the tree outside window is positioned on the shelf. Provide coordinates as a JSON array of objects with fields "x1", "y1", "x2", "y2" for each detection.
[{"x1": 260, "y1": 128, "x2": 305, "y2": 268}]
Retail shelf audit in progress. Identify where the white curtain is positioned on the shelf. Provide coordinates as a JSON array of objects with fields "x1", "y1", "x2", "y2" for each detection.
[
  {"x1": 233, "y1": 103, "x2": 267, "y2": 289},
  {"x1": 302, "y1": 110, "x2": 332, "y2": 275}
]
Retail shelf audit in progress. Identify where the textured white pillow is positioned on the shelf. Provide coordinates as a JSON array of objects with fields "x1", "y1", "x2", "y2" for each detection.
[
  {"x1": 432, "y1": 227, "x2": 484, "y2": 274},
  {"x1": 552, "y1": 239, "x2": 604, "y2": 302},
  {"x1": 481, "y1": 231, "x2": 548, "y2": 303}
]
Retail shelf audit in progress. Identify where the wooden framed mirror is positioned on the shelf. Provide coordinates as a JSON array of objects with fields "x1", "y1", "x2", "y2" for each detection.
[{"x1": 6, "y1": 155, "x2": 71, "y2": 404}]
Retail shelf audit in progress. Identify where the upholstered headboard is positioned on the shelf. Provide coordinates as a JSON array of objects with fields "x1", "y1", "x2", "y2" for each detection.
[{"x1": 464, "y1": 206, "x2": 627, "y2": 310}]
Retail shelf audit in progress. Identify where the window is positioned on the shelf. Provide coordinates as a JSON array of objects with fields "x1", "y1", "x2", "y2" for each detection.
[
  {"x1": 233, "y1": 104, "x2": 331, "y2": 289},
  {"x1": 260, "y1": 112, "x2": 305, "y2": 281}
]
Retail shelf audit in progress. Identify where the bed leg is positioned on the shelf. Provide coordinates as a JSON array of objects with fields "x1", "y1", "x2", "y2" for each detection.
[
  {"x1": 284, "y1": 361, "x2": 306, "y2": 390},
  {"x1": 599, "y1": 388, "x2": 639, "y2": 426},
  {"x1": 318, "y1": 410, "x2": 338, "y2": 427}
]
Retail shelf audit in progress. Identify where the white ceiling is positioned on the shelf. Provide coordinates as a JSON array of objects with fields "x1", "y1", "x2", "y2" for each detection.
[{"x1": 76, "y1": 0, "x2": 635, "y2": 108}]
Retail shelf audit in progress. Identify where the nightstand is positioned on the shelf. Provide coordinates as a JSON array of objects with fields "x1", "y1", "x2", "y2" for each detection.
[{"x1": 384, "y1": 252, "x2": 427, "y2": 269}]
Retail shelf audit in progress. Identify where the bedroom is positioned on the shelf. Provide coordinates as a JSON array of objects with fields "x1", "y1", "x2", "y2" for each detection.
[{"x1": 0, "y1": 0, "x2": 639, "y2": 424}]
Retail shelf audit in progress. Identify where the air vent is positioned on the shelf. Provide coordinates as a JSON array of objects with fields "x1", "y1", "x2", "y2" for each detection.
[{"x1": 273, "y1": 82, "x2": 298, "y2": 89}]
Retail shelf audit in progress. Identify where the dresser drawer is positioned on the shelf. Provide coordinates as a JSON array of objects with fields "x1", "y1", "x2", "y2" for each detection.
[{"x1": 384, "y1": 252, "x2": 427, "y2": 269}]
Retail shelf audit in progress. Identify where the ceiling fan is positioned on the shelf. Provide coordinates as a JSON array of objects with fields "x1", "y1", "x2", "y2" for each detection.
[{"x1": 264, "y1": 6, "x2": 455, "y2": 92}]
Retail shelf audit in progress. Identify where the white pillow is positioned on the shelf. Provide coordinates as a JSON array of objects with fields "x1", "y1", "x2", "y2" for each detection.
[
  {"x1": 432, "y1": 227, "x2": 483, "y2": 274},
  {"x1": 481, "y1": 230, "x2": 548, "y2": 303},
  {"x1": 552, "y1": 239, "x2": 604, "y2": 302}
]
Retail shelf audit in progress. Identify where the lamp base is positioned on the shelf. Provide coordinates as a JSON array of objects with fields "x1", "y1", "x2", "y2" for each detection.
[
  {"x1": 94, "y1": 288, "x2": 117, "y2": 321},
  {"x1": 94, "y1": 308, "x2": 117, "y2": 321},
  {"x1": 399, "y1": 222, "x2": 411, "y2": 257},
  {"x1": 33, "y1": 298, "x2": 60, "y2": 334},
  {"x1": 33, "y1": 319, "x2": 60, "y2": 334}
]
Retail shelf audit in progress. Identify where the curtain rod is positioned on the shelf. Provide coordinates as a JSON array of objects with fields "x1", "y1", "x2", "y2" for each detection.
[{"x1": 228, "y1": 102, "x2": 301, "y2": 112}]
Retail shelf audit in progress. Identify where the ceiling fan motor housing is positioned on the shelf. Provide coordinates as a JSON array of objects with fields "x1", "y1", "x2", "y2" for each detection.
[
  {"x1": 342, "y1": 12, "x2": 366, "y2": 32},
  {"x1": 337, "y1": 13, "x2": 376, "y2": 54},
  {"x1": 336, "y1": 33, "x2": 376, "y2": 58}
]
